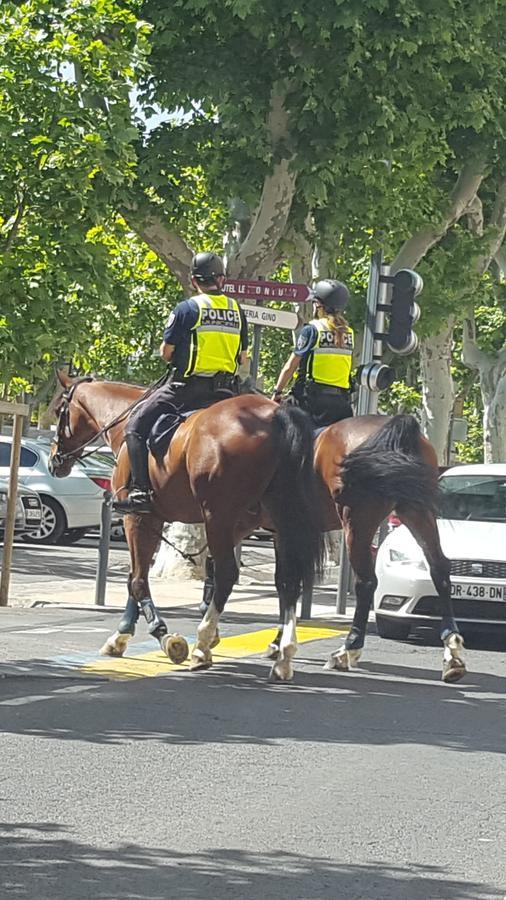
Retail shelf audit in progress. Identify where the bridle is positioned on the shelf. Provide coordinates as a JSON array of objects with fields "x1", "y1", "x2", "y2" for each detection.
[
  {"x1": 51, "y1": 370, "x2": 169, "y2": 469},
  {"x1": 51, "y1": 376, "x2": 97, "y2": 469}
]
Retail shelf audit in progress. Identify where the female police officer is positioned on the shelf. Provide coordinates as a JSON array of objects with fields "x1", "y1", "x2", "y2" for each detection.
[
  {"x1": 271, "y1": 279, "x2": 354, "y2": 428},
  {"x1": 115, "y1": 251, "x2": 248, "y2": 514}
]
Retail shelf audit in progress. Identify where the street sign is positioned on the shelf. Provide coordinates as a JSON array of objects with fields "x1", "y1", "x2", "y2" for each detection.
[
  {"x1": 242, "y1": 304, "x2": 298, "y2": 330},
  {"x1": 223, "y1": 278, "x2": 312, "y2": 303}
]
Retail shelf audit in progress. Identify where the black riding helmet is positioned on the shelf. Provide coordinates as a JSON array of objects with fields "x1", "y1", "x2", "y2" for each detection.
[
  {"x1": 313, "y1": 279, "x2": 349, "y2": 311},
  {"x1": 191, "y1": 251, "x2": 225, "y2": 282}
]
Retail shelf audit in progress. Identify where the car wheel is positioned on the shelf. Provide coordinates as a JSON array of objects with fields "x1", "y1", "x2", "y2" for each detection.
[
  {"x1": 60, "y1": 527, "x2": 88, "y2": 545},
  {"x1": 22, "y1": 496, "x2": 66, "y2": 545},
  {"x1": 375, "y1": 614, "x2": 411, "y2": 641}
]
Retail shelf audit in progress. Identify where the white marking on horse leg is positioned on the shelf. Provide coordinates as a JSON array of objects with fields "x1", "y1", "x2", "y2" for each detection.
[
  {"x1": 324, "y1": 645, "x2": 362, "y2": 671},
  {"x1": 99, "y1": 631, "x2": 131, "y2": 658},
  {"x1": 442, "y1": 633, "x2": 466, "y2": 683},
  {"x1": 190, "y1": 601, "x2": 220, "y2": 670},
  {"x1": 197, "y1": 600, "x2": 220, "y2": 649},
  {"x1": 270, "y1": 610, "x2": 298, "y2": 682}
]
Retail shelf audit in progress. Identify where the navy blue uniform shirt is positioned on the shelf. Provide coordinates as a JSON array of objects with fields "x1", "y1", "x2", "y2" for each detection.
[
  {"x1": 163, "y1": 296, "x2": 248, "y2": 377},
  {"x1": 294, "y1": 324, "x2": 318, "y2": 358}
]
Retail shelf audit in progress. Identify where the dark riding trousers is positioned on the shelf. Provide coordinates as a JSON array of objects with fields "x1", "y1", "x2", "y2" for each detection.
[
  {"x1": 126, "y1": 373, "x2": 240, "y2": 441},
  {"x1": 292, "y1": 381, "x2": 353, "y2": 429}
]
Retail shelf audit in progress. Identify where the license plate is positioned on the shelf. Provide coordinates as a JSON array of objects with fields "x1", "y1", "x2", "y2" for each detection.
[
  {"x1": 451, "y1": 582, "x2": 504, "y2": 601},
  {"x1": 26, "y1": 511, "x2": 42, "y2": 522}
]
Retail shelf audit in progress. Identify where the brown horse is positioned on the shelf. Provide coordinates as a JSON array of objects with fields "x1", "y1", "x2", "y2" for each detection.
[
  {"x1": 266, "y1": 413, "x2": 466, "y2": 683},
  {"x1": 48, "y1": 371, "x2": 324, "y2": 681}
]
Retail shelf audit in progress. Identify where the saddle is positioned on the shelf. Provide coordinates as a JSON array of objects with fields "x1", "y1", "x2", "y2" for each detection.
[{"x1": 148, "y1": 410, "x2": 197, "y2": 459}]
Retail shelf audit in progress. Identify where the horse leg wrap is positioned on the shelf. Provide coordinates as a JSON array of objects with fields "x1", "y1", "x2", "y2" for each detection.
[
  {"x1": 140, "y1": 598, "x2": 167, "y2": 638},
  {"x1": 345, "y1": 627, "x2": 365, "y2": 653},
  {"x1": 118, "y1": 596, "x2": 140, "y2": 635}
]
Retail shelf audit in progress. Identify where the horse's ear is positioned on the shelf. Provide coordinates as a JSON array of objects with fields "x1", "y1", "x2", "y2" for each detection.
[{"x1": 56, "y1": 368, "x2": 73, "y2": 389}]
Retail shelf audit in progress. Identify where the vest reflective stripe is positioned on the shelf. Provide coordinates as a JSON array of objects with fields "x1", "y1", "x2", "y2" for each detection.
[
  {"x1": 185, "y1": 294, "x2": 242, "y2": 377},
  {"x1": 307, "y1": 318, "x2": 354, "y2": 387}
]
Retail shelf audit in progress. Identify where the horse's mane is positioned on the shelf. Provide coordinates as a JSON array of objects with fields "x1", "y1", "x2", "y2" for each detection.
[{"x1": 46, "y1": 373, "x2": 147, "y2": 422}]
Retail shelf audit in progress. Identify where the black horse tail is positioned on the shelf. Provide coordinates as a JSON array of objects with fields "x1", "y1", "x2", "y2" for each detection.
[
  {"x1": 268, "y1": 405, "x2": 325, "y2": 603},
  {"x1": 340, "y1": 414, "x2": 440, "y2": 514}
]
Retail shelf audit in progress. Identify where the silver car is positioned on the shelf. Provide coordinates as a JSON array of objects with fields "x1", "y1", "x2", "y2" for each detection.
[
  {"x1": 0, "y1": 478, "x2": 43, "y2": 534},
  {"x1": 0, "y1": 436, "x2": 115, "y2": 545}
]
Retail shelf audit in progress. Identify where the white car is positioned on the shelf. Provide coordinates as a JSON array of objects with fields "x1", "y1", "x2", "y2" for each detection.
[
  {"x1": 0, "y1": 436, "x2": 115, "y2": 545},
  {"x1": 374, "y1": 464, "x2": 506, "y2": 639}
]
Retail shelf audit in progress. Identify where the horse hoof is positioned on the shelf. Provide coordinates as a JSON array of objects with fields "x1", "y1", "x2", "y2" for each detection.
[
  {"x1": 189, "y1": 647, "x2": 213, "y2": 671},
  {"x1": 265, "y1": 642, "x2": 280, "y2": 660},
  {"x1": 442, "y1": 658, "x2": 466, "y2": 683},
  {"x1": 162, "y1": 633, "x2": 189, "y2": 665},
  {"x1": 99, "y1": 632, "x2": 130, "y2": 658},
  {"x1": 268, "y1": 660, "x2": 294, "y2": 682},
  {"x1": 324, "y1": 647, "x2": 361, "y2": 672},
  {"x1": 210, "y1": 629, "x2": 220, "y2": 650}
]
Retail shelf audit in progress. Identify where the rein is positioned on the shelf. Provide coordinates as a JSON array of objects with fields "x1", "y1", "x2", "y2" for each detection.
[
  {"x1": 53, "y1": 371, "x2": 169, "y2": 465},
  {"x1": 54, "y1": 371, "x2": 209, "y2": 567}
]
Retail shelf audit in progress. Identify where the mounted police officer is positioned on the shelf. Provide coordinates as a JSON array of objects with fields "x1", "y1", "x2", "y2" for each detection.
[
  {"x1": 116, "y1": 251, "x2": 248, "y2": 514},
  {"x1": 272, "y1": 279, "x2": 354, "y2": 428}
]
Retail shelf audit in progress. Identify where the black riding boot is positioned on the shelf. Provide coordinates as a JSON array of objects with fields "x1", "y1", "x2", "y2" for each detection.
[{"x1": 114, "y1": 433, "x2": 153, "y2": 514}]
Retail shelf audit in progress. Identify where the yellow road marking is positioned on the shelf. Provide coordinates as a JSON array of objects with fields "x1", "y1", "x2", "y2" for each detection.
[{"x1": 81, "y1": 623, "x2": 346, "y2": 681}]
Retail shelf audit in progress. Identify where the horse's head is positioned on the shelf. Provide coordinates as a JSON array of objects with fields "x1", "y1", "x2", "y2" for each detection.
[{"x1": 48, "y1": 371, "x2": 97, "y2": 477}]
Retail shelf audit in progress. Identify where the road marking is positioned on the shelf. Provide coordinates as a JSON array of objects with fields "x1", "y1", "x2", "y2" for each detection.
[
  {"x1": 80, "y1": 624, "x2": 345, "y2": 681},
  {"x1": 0, "y1": 683, "x2": 98, "y2": 707},
  {"x1": 7, "y1": 626, "x2": 109, "y2": 635}
]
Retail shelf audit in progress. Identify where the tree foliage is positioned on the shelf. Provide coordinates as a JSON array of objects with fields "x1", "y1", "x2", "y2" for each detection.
[{"x1": 1, "y1": 0, "x2": 506, "y2": 463}]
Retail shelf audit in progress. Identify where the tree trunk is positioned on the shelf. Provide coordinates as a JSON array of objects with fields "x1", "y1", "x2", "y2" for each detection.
[
  {"x1": 479, "y1": 359, "x2": 506, "y2": 463},
  {"x1": 419, "y1": 323, "x2": 455, "y2": 464},
  {"x1": 151, "y1": 521, "x2": 207, "y2": 581},
  {"x1": 462, "y1": 319, "x2": 506, "y2": 463}
]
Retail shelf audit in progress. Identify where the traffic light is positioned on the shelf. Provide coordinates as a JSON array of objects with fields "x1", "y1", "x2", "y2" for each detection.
[
  {"x1": 357, "y1": 362, "x2": 396, "y2": 393},
  {"x1": 387, "y1": 269, "x2": 423, "y2": 355}
]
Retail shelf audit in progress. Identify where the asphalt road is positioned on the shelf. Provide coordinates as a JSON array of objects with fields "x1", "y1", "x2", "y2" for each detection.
[{"x1": 0, "y1": 604, "x2": 505, "y2": 900}]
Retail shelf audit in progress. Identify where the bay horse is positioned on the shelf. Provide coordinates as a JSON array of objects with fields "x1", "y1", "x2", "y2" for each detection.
[
  {"x1": 266, "y1": 413, "x2": 466, "y2": 683},
  {"x1": 48, "y1": 372, "x2": 324, "y2": 681}
]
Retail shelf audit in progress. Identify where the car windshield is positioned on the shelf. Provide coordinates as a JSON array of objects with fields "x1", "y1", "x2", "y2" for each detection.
[{"x1": 439, "y1": 475, "x2": 506, "y2": 523}]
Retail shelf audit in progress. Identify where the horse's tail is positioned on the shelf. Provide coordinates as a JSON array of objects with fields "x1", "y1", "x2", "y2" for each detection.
[
  {"x1": 339, "y1": 414, "x2": 440, "y2": 513},
  {"x1": 268, "y1": 405, "x2": 325, "y2": 602}
]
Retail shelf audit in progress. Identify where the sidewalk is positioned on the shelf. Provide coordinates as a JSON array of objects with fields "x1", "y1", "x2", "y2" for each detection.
[
  {"x1": 6, "y1": 542, "x2": 355, "y2": 624},
  {"x1": 9, "y1": 575, "x2": 354, "y2": 622}
]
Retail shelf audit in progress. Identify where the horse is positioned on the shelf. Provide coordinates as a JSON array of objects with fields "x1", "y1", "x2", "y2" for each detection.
[
  {"x1": 266, "y1": 412, "x2": 466, "y2": 683},
  {"x1": 48, "y1": 371, "x2": 324, "y2": 681}
]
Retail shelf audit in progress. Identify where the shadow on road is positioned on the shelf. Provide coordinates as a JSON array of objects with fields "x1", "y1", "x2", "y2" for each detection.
[
  {"x1": 0, "y1": 653, "x2": 504, "y2": 755},
  {"x1": 0, "y1": 821, "x2": 502, "y2": 900}
]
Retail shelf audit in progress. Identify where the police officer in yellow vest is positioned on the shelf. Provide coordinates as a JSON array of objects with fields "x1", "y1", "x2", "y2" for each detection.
[
  {"x1": 116, "y1": 252, "x2": 248, "y2": 513},
  {"x1": 272, "y1": 279, "x2": 354, "y2": 428}
]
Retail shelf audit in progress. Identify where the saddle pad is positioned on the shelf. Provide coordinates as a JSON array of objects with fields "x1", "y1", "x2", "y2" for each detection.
[{"x1": 148, "y1": 410, "x2": 197, "y2": 459}]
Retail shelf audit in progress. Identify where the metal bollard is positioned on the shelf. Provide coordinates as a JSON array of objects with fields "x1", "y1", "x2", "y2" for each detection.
[
  {"x1": 300, "y1": 582, "x2": 313, "y2": 620},
  {"x1": 95, "y1": 490, "x2": 112, "y2": 606},
  {"x1": 336, "y1": 538, "x2": 352, "y2": 615}
]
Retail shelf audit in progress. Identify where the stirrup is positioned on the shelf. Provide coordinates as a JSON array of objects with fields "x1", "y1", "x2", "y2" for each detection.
[{"x1": 113, "y1": 489, "x2": 153, "y2": 515}]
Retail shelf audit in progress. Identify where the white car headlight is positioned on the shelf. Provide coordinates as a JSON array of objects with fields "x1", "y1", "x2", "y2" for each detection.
[{"x1": 388, "y1": 548, "x2": 428, "y2": 571}]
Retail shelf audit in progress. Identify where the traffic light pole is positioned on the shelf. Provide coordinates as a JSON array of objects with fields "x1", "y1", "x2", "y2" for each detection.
[
  {"x1": 336, "y1": 252, "x2": 392, "y2": 614},
  {"x1": 336, "y1": 252, "x2": 422, "y2": 615},
  {"x1": 356, "y1": 250, "x2": 382, "y2": 417}
]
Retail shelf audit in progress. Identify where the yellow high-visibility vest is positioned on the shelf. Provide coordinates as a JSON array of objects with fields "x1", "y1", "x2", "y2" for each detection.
[
  {"x1": 307, "y1": 317, "x2": 354, "y2": 388},
  {"x1": 185, "y1": 294, "x2": 242, "y2": 377}
]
